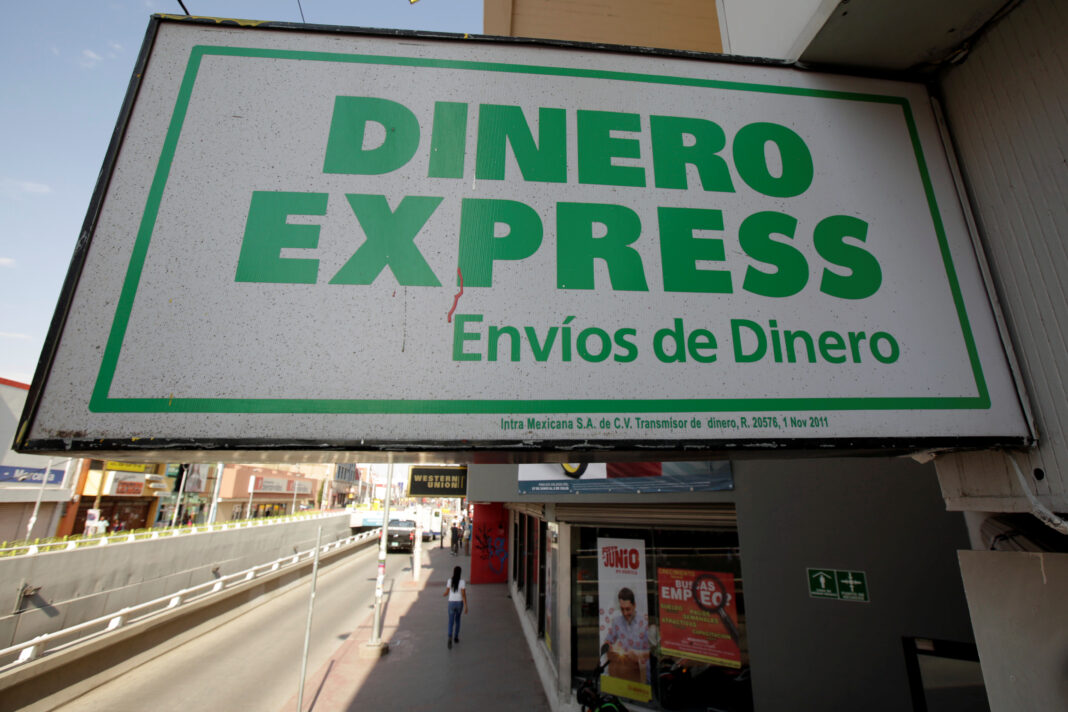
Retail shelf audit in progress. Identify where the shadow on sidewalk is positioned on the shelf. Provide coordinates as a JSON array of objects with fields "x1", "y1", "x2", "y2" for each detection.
[{"x1": 290, "y1": 546, "x2": 550, "y2": 712}]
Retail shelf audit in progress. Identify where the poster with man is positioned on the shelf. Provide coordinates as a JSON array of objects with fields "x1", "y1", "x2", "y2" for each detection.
[{"x1": 597, "y1": 537, "x2": 652, "y2": 702}]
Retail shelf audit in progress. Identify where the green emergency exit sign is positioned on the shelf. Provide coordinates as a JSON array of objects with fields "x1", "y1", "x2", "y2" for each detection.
[{"x1": 807, "y1": 568, "x2": 870, "y2": 602}]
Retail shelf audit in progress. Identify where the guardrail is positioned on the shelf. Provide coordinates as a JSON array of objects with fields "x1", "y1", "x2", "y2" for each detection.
[
  {"x1": 0, "y1": 527, "x2": 381, "y2": 673},
  {"x1": 0, "y1": 510, "x2": 347, "y2": 558}
]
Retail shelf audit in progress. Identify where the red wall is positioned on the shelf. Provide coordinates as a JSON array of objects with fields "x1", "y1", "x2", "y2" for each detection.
[{"x1": 469, "y1": 502, "x2": 509, "y2": 584}]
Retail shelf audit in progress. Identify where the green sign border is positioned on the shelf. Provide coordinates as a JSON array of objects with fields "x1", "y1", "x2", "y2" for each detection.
[{"x1": 90, "y1": 45, "x2": 989, "y2": 415}]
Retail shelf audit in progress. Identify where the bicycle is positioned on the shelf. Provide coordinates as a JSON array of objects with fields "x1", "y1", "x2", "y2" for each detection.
[{"x1": 577, "y1": 644, "x2": 629, "y2": 712}]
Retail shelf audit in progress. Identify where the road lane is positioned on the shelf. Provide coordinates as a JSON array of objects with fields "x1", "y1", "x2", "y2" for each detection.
[{"x1": 55, "y1": 543, "x2": 420, "y2": 711}]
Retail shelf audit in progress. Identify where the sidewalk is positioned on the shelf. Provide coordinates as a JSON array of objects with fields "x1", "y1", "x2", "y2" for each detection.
[{"x1": 282, "y1": 542, "x2": 551, "y2": 712}]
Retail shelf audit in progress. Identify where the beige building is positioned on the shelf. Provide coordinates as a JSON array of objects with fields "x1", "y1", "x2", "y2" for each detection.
[
  {"x1": 214, "y1": 463, "x2": 332, "y2": 520},
  {"x1": 480, "y1": 1, "x2": 1068, "y2": 710},
  {"x1": 485, "y1": 0, "x2": 723, "y2": 54}
]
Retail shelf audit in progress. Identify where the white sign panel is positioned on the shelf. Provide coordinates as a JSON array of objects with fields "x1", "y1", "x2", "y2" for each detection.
[{"x1": 19, "y1": 18, "x2": 1031, "y2": 455}]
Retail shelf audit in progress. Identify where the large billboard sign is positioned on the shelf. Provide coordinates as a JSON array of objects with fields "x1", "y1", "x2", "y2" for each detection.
[{"x1": 16, "y1": 17, "x2": 1031, "y2": 457}]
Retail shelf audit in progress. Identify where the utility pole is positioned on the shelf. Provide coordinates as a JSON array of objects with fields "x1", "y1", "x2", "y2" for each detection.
[
  {"x1": 207, "y1": 462, "x2": 224, "y2": 524},
  {"x1": 25, "y1": 458, "x2": 71, "y2": 540},
  {"x1": 247, "y1": 474, "x2": 256, "y2": 519},
  {"x1": 92, "y1": 463, "x2": 103, "y2": 511},
  {"x1": 297, "y1": 526, "x2": 323, "y2": 711},
  {"x1": 170, "y1": 464, "x2": 189, "y2": 527},
  {"x1": 364, "y1": 461, "x2": 394, "y2": 657}
]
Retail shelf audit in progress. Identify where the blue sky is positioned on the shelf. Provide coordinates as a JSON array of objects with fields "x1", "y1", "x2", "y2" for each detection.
[{"x1": 0, "y1": 0, "x2": 483, "y2": 384}]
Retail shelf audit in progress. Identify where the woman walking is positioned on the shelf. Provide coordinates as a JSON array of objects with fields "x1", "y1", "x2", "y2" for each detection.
[{"x1": 443, "y1": 565, "x2": 468, "y2": 649}]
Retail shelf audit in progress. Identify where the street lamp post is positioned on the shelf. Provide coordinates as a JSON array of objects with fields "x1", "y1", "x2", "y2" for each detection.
[
  {"x1": 170, "y1": 464, "x2": 189, "y2": 527},
  {"x1": 25, "y1": 458, "x2": 72, "y2": 541},
  {"x1": 207, "y1": 462, "x2": 224, "y2": 524},
  {"x1": 366, "y1": 461, "x2": 394, "y2": 655},
  {"x1": 247, "y1": 475, "x2": 255, "y2": 519}
]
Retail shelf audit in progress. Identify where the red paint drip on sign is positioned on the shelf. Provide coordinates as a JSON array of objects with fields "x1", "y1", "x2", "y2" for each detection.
[{"x1": 447, "y1": 268, "x2": 464, "y2": 323}]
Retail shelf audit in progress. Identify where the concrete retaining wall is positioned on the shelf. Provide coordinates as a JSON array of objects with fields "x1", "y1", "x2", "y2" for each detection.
[{"x1": 0, "y1": 514, "x2": 354, "y2": 648}]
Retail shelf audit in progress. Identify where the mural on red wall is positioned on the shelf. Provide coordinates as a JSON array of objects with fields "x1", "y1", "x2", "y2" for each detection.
[{"x1": 470, "y1": 502, "x2": 509, "y2": 584}]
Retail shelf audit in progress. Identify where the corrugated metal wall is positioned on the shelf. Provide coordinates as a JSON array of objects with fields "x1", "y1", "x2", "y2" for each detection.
[{"x1": 935, "y1": 0, "x2": 1068, "y2": 511}]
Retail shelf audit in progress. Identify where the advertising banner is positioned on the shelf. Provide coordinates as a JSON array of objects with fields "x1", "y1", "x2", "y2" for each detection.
[
  {"x1": 17, "y1": 18, "x2": 1032, "y2": 457},
  {"x1": 597, "y1": 537, "x2": 652, "y2": 702},
  {"x1": 409, "y1": 466, "x2": 468, "y2": 496},
  {"x1": 107, "y1": 471, "x2": 145, "y2": 496},
  {"x1": 253, "y1": 476, "x2": 287, "y2": 493},
  {"x1": 286, "y1": 479, "x2": 314, "y2": 495},
  {"x1": 658, "y1": 568, "x2": 742, "y2": 668},
  {"x1": 183, "y1": 463, "x2": 211, "y2": 494},
  {"x1": 518, "y1": 460, "x2": 731, "y2": 494},
  {"x1": 252, "y1": 476, "x2": 312, "y2": 494}
]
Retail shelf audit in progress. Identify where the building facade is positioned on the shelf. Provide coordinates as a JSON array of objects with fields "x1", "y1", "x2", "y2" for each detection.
[
  {"x1": 214, "y1": 463, "x2": 325, "y2": 521},
  {"x1": 54, "y1": 460, "x2": 168, "y2": 535},
  {"x1": 479, "y1": 0, "x2": 1068, "y2": 709},
  {"x1": 1, "y1": 378, "x2": 75, "y2": 541}
]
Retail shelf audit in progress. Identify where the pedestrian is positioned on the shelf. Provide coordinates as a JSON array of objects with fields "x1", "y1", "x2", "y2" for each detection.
[
  {"x1": 450, "y1": 519, "x2": 460, "y2": 555},
  {"x1": 463, "y1": 519, "x2": 472, "y2": 555},
  {"x1": 443, "y1": 565, "x2": 468, "y2": 649}
]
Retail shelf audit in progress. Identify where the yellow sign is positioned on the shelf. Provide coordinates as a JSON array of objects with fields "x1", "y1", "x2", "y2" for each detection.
[{"x1": 105, "y1": 461, "x2": 155, "y2": 473}]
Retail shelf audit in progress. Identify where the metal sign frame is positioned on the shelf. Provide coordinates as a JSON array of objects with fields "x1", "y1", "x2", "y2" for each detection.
[{"x1": 14, "y1": 15, "x2": 1033, "y2": 461}]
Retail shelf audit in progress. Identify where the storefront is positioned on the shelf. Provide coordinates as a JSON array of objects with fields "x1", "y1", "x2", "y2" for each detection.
[
  {"x1": 214, "y1": 465, "x2": 317, "y2": 521},
  {"x1": 13, "y1": 11, "x2": 1057, "y2": 709},
  {"x1": 153, "y1": 463, "x2": 217, "y2": 526},
  {"x1": 68, "y1": 461, "x2": 164, "y2": 533},
  {"x1": 509, "y1": 503, "x2": 750, "y2": 711},
  {"x1": 71, "y1": 497, "x2": 154, "y2": 534},
  {"x1": 472, "y1": 457, "x2": 983, "y2": 712}
]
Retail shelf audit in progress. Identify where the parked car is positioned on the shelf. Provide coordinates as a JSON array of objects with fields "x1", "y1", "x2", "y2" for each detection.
[{"x1": 385, "y1": 518, "x2": 417, "y2": 553}]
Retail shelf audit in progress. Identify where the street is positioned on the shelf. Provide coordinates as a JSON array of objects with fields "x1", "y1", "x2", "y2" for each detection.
[{"x1": 54, "y1": 542, "x2": 406, "y2": 711}]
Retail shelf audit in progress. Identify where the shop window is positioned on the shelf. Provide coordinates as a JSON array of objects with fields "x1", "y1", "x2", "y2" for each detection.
[
  {"x1": 73, "y1": 499, "x2": 151, "y2": 534},
  {"x1": 537, "y1": 518, "x2": 547, "y2": 635},
  {"x1": 515, "y1": 514, "x2": 525, "y2": 592},
  {"x1": 570, "y1": 524, "x2": 752, "y2": 712},
  {"x1": 525, "y1": 514, "x2": 537, "y2": 610}
]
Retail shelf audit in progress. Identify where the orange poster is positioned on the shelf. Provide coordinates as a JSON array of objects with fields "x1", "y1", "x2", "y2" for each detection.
[{"x1": 657, "y1": 568, "x2": 741, "y2": 668}]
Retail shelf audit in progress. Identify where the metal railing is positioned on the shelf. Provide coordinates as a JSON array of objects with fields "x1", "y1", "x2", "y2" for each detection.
[
  {"x1": 0, "y1": 510, "x2": 347, "y2": 558},
  {"x1": 0, "y1": 528, "x2": 380, "y2": 673}
]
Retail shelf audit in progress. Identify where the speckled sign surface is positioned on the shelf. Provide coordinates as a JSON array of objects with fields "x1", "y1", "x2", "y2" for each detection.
[{"x1": 23, "y1": 18, "x2": 1031, "y2": 452}]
